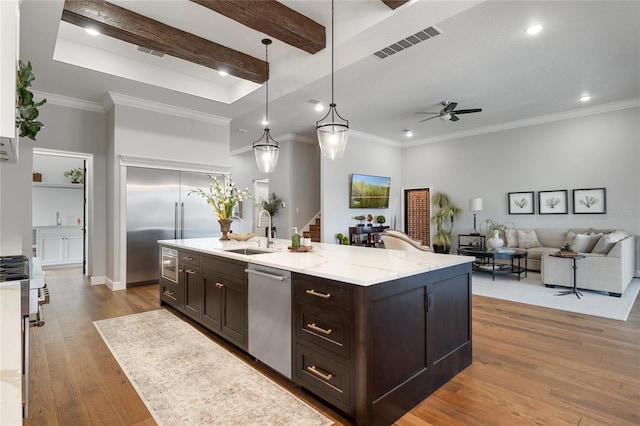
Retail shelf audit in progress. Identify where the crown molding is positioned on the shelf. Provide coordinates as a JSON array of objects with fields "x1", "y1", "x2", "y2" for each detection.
[
  {"x1": 119, "y1": 154, "x2": 230, "y2": 174},
  {"x1": 33, "y1": 90, "x2": 104, "y2": 112},
  {"x1": 104, "y1": 92, "x2": 231, "y2": 126},
  {"x1": 404, "y1": 98, "x2": 640, "y2": 147},
  {"x1": 350, "y1": 129, "x2": 402, "y2": 147}
]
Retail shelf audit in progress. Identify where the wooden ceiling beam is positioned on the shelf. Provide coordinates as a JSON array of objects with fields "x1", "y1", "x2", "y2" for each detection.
[
  {"x1": 190, "y1": 0, "x2": 325, "y2": 54},
  {"x1": 381, "y1": 1, "x2": 410, "y2": 10},
  {"x1": 62, "y1": 0, "x2": 268, "y2": 84}
]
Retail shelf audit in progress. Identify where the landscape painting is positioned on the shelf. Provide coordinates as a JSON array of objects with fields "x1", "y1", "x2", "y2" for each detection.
[{"x1": 350, "y1": 174, "x2": 391, "y2": 209}]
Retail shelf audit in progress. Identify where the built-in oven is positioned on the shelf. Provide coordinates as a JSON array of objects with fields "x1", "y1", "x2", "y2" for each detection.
[{"x1": 161, "y1": 247, "x2": 178, "y2": 283}]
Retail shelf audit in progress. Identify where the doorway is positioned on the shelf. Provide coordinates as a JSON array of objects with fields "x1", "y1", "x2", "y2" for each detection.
[
  {"x1": 33, "y1": 148, "x2": 92, "y2": 275},
  {"x1": 404, "y1": 188, "x2": 431, "y2": 246}
]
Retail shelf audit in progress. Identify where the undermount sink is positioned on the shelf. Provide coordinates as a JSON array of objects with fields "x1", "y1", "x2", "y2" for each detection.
[{"x1": 224, "y1": 248, "x2": 272, "y2": 255}]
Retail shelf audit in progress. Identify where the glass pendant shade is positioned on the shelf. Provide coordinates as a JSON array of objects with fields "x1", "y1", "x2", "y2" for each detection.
[
  {"x1": 252, "y1": 38, "x2": 279, "y2": 173},
  {"x1": 317, "y1": 103, "x2": 348, "y2": 160},
  {"x1": 316, "y1": 0, "x2": 349, "y2": 160},
  {"x1": 253, "y1": 130, "x2": 280, "y2": 173}
]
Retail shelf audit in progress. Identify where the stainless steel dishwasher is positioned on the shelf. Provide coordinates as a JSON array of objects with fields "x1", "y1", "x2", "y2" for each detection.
[{"x1": 246, "y1": 264, "x2": 292, "y2": 379}]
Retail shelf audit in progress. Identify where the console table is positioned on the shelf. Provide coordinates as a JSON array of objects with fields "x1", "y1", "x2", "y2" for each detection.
[
  {"x1": 458, "y1": 247, "x2": 527, "y2": 281},
  {"x1": 349, "y1": 226, "x2": 388, "y2": 248}
]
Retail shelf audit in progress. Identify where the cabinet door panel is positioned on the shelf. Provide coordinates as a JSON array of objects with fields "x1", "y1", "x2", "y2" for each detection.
[
  {"x1": 183, "y1": 268, "x2": 202, "y2": 321},
  {"x1": 221, "y1": 279, "x2": 247, "y2": 349},
  {"x1": 40, "y1": 237, "x2": 64, "y2": 265},
  {"x1": 66, "y1": 234, "x2": 84, "y2": 263},
  {"x1": 370, "y1": 285, "x2": 427, "y2": 400},
  {"x1": 202, "y1": 273, "x2": 222, "y2": 330}
]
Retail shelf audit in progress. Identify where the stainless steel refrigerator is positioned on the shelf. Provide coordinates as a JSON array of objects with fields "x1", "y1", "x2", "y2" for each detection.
[{"x1": 126, "y1": 167, "x2": 222, "y2": 286}]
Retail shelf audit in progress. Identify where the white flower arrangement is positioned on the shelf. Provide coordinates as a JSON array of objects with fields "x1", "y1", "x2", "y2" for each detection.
[{"x1": 189, "y1": 175, "x2": 253, "y2": 220}]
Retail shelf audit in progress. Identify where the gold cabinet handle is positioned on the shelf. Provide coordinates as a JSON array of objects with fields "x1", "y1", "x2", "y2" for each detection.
[
  {"x1": 185, "y1": 269, "x2": 197, "y2": 275},
  {"x1": 216, "y1": 282, "x2": 224, "y2": 288},
  {"x1": 307, "y1": 365, "x2": 332, "y2": 381},
  {"x1": 307, "y1": 323, "x2": 332, "y2": 335},
  {"x1": 306, "y1": 289, "x2": 331, "y2": 299},
  {"x1": 182, "y1": 256, "x2": 193, "y2": 261}
]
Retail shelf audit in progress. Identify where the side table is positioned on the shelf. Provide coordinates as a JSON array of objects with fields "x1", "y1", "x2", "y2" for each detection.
[{"x1": 550, "y1": 253, "x2": 586, "y2": 299}]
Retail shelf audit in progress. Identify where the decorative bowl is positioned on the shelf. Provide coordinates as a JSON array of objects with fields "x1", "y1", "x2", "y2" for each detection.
[{"x1": 228, "y1": 233, "x2": 256, "y2": 241}]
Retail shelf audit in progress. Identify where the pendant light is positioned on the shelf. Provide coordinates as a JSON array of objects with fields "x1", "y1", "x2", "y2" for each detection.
[
  {"x1": 252, "y1": 38, "x2": 280, "y2": 173},
  {"x1": 316, "y1": 0, "x2": 349, "y2": 160}
]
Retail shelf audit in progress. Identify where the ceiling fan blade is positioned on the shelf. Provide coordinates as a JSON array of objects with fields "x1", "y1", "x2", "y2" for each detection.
[
  {"x1": 443, "y1": 102, "x2": 457, "y2": 113},
  {"x1": 452, "y1": 108, "x2": 482, "y2": 114},
  {"x1": 418, "y1": 115, "x2": 439, "y2": 123},
  {"x1": 449, "y1": 114, "x2": 460, "y2": 122},
  {"x1": 414, "y1": 112, "x2": 439, "y2": 115}
]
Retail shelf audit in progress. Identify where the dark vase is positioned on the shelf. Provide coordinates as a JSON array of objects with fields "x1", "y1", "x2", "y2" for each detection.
[{"x1": 433, "y1": 244, "x2": 450, "y2": 254}]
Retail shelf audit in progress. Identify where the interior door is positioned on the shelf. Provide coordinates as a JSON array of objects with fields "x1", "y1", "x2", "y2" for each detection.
[{"x1": 404, "y1": 188, "x2": 431, "y2": 246}]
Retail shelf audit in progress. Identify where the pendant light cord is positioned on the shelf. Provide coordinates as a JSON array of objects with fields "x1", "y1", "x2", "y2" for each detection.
[{"x1": 265, "y1": 41, "x2": 269, "y2": 128}]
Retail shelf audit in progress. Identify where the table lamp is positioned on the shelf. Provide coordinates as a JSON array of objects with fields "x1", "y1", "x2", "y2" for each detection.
[{"x1": 470, "y1": 198, "x2": 483, "y2": 235}]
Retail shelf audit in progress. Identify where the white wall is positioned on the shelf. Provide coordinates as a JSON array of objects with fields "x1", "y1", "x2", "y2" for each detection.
[
  {"x1": 32, "y1": 154, "x2": 84, "y2": 226},
  {"x1": 401, "y1": 106, "x2": 640, "y2": 245},
  {"x1": 108, "y1": 100, "x2": 232, "y2": 289},
  {"x1": 231, "y1": 134, "x2": 321, "y2": 240},
  {"x1": 321, "y1": 132, "x2": 402, "y2": 243}
]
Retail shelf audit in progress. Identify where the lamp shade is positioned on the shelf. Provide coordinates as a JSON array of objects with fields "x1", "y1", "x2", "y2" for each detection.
[
  {"x1": 470, "y1": 198, "x2": 483, "y2": 212},
  {"x1": 317, "y1": 108, "x2": 349, "y2": 160},
  {"x1": 253, "y1": 130, "x2": 280, "y2": 173}
]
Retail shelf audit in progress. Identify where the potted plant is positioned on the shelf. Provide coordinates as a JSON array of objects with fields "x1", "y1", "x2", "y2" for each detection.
[
  {"x1": 375, "y1": 215, "x2": 386, "y2": 226},
  {"x1": 16, "y1": 60, "x2": 46, "y2": 141},
  {"x1": 64, "y1": 167, "x2": 84, "y2": 184},
  {"x1": 336, "y1": 233, "x2": 344, "y2": 244},
  {"x1": 431, "y1": 191, "x2": 463, "y2": 253},
  {"x1": 260, "y1": 192, "x2": 282, "y2": 238},
  {"x1": 188, "y1": 175, "x2": 253, "y2": 240}
]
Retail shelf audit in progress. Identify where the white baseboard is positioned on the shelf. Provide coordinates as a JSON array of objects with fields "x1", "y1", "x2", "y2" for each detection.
[
  {"x1": 105, "y1": 277, "x2": 126, "y2": 291},
  {"x1": 90, "y1": 275, "x2": 106, "y2": 285}
]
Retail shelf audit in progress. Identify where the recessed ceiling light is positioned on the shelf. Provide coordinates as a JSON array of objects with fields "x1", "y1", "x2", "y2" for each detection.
[
  {"x1": 237, "y1": 128, "x2": 248, "y2": 133},
  {"x1": 579, "y1": 94, "x2": 591, "y2": 102},
  {"x1": 315, "y1": 103, "x2": 325, "y2": 112},
  {"x1": 218, "y1": 70, "x2": 229, "y2": 77},
  {"x1": 261, "y1": 119, "x2": 268, "y2": 126},
  {"x1": 402, "y1": 129, "x2": 413, "y2": 137},
  {"x1": 308, "y1": 98, "x2": 324, "y2": 112},
  {"x1": 85, "y1": 27, "x2": 100, "y2": 36},
  {"x1": 526, "y1": 24, "x2": 543, "y2": 35}
]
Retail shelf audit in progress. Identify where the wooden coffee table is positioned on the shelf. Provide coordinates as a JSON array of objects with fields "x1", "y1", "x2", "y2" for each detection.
[{"x1": 458, "y1": 247, "x2": 528, "y2": 281}]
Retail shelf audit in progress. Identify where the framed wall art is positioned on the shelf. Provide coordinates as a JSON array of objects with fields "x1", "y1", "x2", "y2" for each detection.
[
  {"x1": 573, "y1": 188, "x2": 606, "y2": 214},
  {"x1": 538, "y1": 190, "x2": 568, "y2": 214},
  {"x1": 508, "y1": 191, "x2": 535, "y2": 214}
]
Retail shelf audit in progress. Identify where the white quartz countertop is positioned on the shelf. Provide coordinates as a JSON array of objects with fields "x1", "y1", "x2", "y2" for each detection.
[{"x1": 159, "y1": 237, "x2": 474, "y2": 286}]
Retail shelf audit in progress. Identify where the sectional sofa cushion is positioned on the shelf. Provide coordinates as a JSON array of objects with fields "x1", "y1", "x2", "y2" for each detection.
[
  {"x1": 505, "y1": 229, "x2": 518, "y2": 247},
  {"x1": 517, "y1": 229, "x2": 542, "y2": 249},
  {"x1": 591, "y1": 230, "x2": 629, "y2": 254},
  {"x1": 570, "y1": 232, "x2": 602, "y2": 252}
]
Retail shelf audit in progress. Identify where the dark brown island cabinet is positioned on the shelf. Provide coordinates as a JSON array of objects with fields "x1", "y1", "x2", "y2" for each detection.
[{"x1": 159, "y1": 244, "x2": 472, "y2": 426}]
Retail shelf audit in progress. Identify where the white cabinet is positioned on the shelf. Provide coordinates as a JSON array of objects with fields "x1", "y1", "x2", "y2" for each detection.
[
  {"x1": 0, "y1": 0, "x2": 19, "y2": 162},
  {"x1": 36, "y1": 227, "x2": 84, "y2": 267}
]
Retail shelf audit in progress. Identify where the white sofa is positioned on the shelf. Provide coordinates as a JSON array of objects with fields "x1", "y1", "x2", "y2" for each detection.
[{"x1": 493, "y1": 227, "x2": 635, "y2": 297}]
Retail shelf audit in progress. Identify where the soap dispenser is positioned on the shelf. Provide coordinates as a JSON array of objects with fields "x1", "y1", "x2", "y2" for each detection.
[{"x1": 291, "y1": 227, "x2": 300, "y2": 247}]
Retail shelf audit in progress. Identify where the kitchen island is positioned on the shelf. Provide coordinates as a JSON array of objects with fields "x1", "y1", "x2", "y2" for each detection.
[{"x1": 158, "y1": 237, "x2": 474, "y2": 426}]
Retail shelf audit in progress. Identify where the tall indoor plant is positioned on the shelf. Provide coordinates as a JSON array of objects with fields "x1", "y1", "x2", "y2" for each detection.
[
  {"x1": 431, "y1": 191, "x2": 462, "y2": 253},
  {"x1": 16, "y1": 60, "x2": 46, "y2": 140}
]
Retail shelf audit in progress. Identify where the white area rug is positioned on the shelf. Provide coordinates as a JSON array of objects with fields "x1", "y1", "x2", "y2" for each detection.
[
  {"x1": 472, "y1": 271, "x2": 640, "y2": 321},
  {"x1": 94, "y1": 309, "x2": 332, "y2": 426}
]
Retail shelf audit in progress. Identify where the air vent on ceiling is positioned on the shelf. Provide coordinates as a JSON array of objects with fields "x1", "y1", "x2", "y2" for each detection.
[
  {"x1": 373, "y1": 26, "x2": 441, "y2": 59},
  {"x1": 137, "y1": 46, "x2": 165, "y2": 58}
]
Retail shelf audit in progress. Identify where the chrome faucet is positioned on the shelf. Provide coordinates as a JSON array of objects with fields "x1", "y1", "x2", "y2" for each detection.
[{"x1": 257, "y1": 209, "x2": 273, "y2": 248}]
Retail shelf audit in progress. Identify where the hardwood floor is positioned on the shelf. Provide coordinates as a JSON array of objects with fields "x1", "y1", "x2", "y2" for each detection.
[{"x1": 24, "y1": 268, "x2": 639, "y2": 426}]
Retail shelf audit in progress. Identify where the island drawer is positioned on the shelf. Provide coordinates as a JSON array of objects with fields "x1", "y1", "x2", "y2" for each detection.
[
  {"x1": 295, "y1": 343, "x2": 353, "y2": 414},
  {"x1": 295, "y1": 303, "x2": 350, "y2": 358},
  {"x1": 179, "y1": 250, "x2": 200, "y2": 267},
  {"x1": 293, "y1": 275, "x2": 352, "y2": 312},
  {"x1": 160, "y1": 279, "x2": 182, "y2": 309},
  {"x1": 201, "y1": 256, "x2": 246, "y2": 281}
]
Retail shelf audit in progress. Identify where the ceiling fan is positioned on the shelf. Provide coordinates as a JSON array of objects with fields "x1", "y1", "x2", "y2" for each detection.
[{"x1": 416, "y1": 101, "x2": 482, "y2": 122}]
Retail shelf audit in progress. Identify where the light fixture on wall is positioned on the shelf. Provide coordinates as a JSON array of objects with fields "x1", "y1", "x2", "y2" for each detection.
[
  {"x1": 469, "y1": 198, "x2": 483, "y2": 235},
  {"x1": 252, "y1": 38, "x2": 279, "y2": 173},
  {"x1": 316, "y1": 0, "x2": 349, "y2": 161}
]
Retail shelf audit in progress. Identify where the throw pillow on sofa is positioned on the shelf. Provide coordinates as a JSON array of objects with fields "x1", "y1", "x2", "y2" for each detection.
[
  {"x1": 517, "y1": 229, "x2": 542, "y2": 249},
  {"x1": 563, "y1": 230, "x2": 576, "y2": 247},
  {"x1": 591, "y1": 231, "x2": 629, "y2": 254},
  {"x1": 505, "y1": 229, "x2": 518, "y2": 247},
  {"x1": 571, "y1": 233, "x2": 602, "y2": 253}
]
